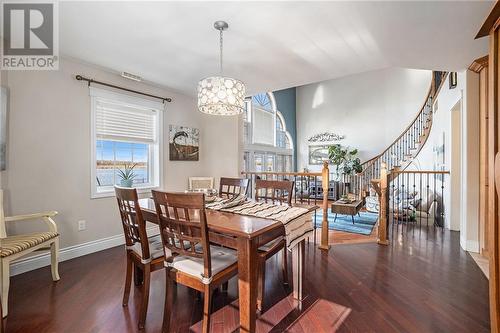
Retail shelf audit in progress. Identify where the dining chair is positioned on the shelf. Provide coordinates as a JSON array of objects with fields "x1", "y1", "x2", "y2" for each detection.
[
  {"x1": 254, "y1": 179, "x2": 294, "y2": 312},
  {"x1": 188, "y1": 177, "x2": 215, "y2": 191},
  {"x1": 115, "y1": 186, "x2": 164, "y2": 329},
  {"x1": 219, "y1": 177, "x2": 249, "y2": 198},
  {"x1": 152, "y1": 191, "x2": 238, "y2": 333}
]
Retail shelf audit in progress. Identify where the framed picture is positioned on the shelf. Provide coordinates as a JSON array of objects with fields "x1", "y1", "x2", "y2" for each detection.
[
  {"x1": 0, "y1": 87, "x2": 7, "y2": 170},
  {"x1": 169, "y1": 125, "x2": 199, "y2": 161},
  {"x1": 308, "y1": 145, "x2": 330, "y2": 165}
]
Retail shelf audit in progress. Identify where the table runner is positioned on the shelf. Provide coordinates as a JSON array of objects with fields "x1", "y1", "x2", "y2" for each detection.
[{"x1": 206, "y1": 196, "x2": 314, "y2": 250}]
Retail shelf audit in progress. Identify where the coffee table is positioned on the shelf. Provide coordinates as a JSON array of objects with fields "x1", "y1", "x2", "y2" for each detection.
[{"x1": 331, "y1": 199, "x2": 363, "y2": 224}]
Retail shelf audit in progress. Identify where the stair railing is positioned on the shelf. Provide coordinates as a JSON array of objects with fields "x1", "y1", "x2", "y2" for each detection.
[{"x1": 346, "y1": 71, "x2": 448, "y2": 197}]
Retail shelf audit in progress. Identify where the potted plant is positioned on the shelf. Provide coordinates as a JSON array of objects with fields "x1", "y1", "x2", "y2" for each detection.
[
  {"x1": 117, "y1": 163, "x2": 137, "y2": 187},
  {"x1": 328, "y1": 144, "x2": 363, "y2": 194}
]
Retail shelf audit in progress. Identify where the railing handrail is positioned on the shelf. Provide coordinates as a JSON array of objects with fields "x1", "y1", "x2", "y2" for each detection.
[
  {"x1": 391, "y1": 170, "x2": 450, "y2": 175},
  {"x1": 241, "y1": 171, "x2": 322, "y2": 177},
  {"x1": 241, "y1": 162, "x2": 332, "y2": 251},
  {"x1": 361, "y1": 86, "x2": 433, "y2": 168},
  {"x1": 360, "y1": 72, "x2": 449, "y2": 170}
]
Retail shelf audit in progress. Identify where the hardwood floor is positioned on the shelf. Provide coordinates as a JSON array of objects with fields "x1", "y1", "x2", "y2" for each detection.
[{"x1": 4, "y1": 228, "x2": 489, "y2": 332}]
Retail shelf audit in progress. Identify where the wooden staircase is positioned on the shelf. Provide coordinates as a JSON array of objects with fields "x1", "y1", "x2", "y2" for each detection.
[{"x1": 348, "y1": 71, "x2": 448, "y2": 195}]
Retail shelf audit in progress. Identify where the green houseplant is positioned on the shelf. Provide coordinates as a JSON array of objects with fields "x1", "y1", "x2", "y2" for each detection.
[
  {"x1": 117, "y1": 163, "x2": 137, "y2": 187},
  {"x1": 327, "y1": 144, "x2": 363, "y2": 180}
]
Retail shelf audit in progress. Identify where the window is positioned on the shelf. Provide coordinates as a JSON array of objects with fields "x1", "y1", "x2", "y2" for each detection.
[
  {"x1": 243, "y1": 92, "x2": 293, "y2": 173},
  {"x1": 90, "y1": 87, "x2": 163, "y2": 198}
]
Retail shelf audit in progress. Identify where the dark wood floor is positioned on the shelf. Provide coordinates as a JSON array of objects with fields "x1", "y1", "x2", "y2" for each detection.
[{"x1": 4, "y1": 228, "x2": 490, "y2": 332}]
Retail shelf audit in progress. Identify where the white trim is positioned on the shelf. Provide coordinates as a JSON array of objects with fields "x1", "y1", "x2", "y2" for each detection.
[
  {"x1": 10, "y1": 227, "x2": 159, "y2": 276},
  {"x1": 90, "y1": 90, "x2": 164, "y2": 199},
  {"x1": 460, "y1": 235, "x2": 480, "y2": 253},
  {"x1": 465, "y1": 240, "x2": 480, "y2": 253},
  {"x1": 267, "y1": 91, "x2": 277, "y2": 113}
]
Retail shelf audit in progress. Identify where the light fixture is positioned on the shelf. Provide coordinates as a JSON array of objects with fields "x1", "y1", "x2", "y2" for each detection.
[
  {"x1": 449, "y1": 72, "x2": 457, "y2": 89},
  {"x1": 198, "y1": 21, "x2": 246, "y2": 116}
]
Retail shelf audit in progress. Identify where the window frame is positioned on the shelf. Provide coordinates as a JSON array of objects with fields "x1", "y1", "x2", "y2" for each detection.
[
  {"x1": 243, "y1": 92, "x2": 294, "y2": 172},
  {"x1": 90, "y1": 87, "x2": 164, "y2": 199}
]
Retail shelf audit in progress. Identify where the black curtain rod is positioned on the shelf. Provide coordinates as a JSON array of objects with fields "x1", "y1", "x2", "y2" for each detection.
[{"x1": 75, "y1": 74, "x2": 172, "y2": 103}]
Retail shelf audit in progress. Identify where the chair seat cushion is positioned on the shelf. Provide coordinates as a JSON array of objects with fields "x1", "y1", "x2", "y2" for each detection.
[
  {"x1": 1, "y1": 232, "x2": 59, "y2": 257},
  {"x1": 166, "y1": 245, "x2": 237, "y2": 284},
  {"x1": 258, "y1": 237, "x2": 284, "y2": 252},
  {"x1": 131, "y1": 235, "x2": 164, "y2": 260}
]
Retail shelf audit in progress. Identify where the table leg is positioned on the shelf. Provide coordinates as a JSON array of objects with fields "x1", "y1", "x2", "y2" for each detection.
[
  {"x1": 351, "y1": 215, "x2": 355, "y2": 224},
  {"x1": 292, "y1": 239, "x2": 306, "y2": 302},
  {"x1": 237, "y1": 237, "x2": 258, "y2": 333},
  {"x1": 334, "y1": 213, "x2": 337, "y2": 222}
]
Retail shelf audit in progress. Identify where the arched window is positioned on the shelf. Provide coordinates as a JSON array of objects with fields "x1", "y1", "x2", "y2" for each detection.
[
  {"x1": 252, "y1": 93, "x2": 274, "y2": 112},
  {"x1": 243, "y1": 92, "x2": 293, "y2": 172}
]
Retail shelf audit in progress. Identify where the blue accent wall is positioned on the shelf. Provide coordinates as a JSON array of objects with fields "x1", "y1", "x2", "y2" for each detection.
[{"x1": 273, "y1": 88, "x2": 297, "y2": 170}]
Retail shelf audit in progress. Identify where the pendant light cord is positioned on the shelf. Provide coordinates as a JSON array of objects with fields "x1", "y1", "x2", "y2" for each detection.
[{"x1": 219, "y1": 29, "x2": 224, "y2": 75}]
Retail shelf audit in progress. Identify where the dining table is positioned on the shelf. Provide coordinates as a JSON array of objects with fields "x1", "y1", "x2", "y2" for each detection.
[{"x1": 137, "y1": 197, "x2": 317, "y2": 333}]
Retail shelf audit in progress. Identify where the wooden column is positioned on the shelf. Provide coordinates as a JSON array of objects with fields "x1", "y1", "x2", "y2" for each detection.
[
  {"x1": 319, "y1": 161, "x2": 330, "y2": 251},
  {"x1": 470, "y1": 56, "x2": 490, "y2": 258},
  {"x1": 477, "y1": 3, "x2": 500, "y2": 330},
  {"x1": 490, "y1": 29, "x2": 500, "y2": 333},
  {"x1": 378, "y1": 164, "x2": 389, "y2": 245}
]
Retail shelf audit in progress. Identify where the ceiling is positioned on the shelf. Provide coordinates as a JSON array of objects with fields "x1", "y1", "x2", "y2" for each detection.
[{"x1": 60, "y1": 1, "x2": 494, "y2": 96}]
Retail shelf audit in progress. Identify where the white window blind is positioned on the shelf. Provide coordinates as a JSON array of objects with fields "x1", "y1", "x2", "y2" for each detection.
[
  {"x1": 95, "y1": 99, "x2": 157, "y2": 143},
  {"x1": 253, "y1": 108, "x2": 274, "y2": 145}
]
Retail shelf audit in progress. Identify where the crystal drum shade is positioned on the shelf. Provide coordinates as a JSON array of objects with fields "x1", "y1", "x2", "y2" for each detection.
[{"x1": 197, "y1": 76, "x2": 246, "y2": 116}]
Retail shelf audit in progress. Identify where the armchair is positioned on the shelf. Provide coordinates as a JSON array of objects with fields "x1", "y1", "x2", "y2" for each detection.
[{"x1": 0, "y1": 190, "x2": 60, "y2": 317}]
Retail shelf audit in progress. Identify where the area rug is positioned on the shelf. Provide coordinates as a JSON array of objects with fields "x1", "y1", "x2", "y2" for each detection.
[{"x1": 313, "y1": 209, "x2": 378, "y2": 235}]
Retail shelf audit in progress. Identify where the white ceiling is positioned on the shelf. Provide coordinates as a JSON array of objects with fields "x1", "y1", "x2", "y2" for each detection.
[{"x1": 60, "y1": 1, "x2": 494, "y2": 96}]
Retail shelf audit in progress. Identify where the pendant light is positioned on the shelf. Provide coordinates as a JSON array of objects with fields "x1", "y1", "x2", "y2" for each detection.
[{"x1": 198, "y1": 21, "x2": 246, "y2": 116}]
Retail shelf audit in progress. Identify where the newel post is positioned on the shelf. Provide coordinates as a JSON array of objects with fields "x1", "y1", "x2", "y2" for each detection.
[
  {"x1": 319, "y1": 161, "x2": 331, "y2": 251},
  {"x1": 378, "y1": 163, "x2": 389, "y2": 245}
]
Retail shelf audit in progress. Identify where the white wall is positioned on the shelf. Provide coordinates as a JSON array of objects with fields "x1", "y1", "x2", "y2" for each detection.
[
  {"x1": 410, "y1": 72, "x2": 463, "y2": 232},
  {"x1": 412, "y1": 70, "x2": 480, "y2": 253},
  {"x1": 296, "y1": 68, "x2": 432, "y2": 171},
  {"x1": 1, "y1": 57, "x2": 239, "y2": 252}
]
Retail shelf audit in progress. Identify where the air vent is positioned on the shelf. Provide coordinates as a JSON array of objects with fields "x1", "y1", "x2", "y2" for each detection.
[{"x1": 120, "y1": 71, "x2": 142, "y2": 82}]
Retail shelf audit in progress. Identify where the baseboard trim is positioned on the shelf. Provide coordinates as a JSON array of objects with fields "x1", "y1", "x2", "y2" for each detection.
[
  {"x1": 466, "y1": 240, "x2": 480, "y2": 253},
  {"x1": 10, "y1": 227, "x2": 159, "y2": 277}
]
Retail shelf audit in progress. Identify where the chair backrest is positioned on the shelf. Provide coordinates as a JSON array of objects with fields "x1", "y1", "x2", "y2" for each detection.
[
  {"x1": 188, "y1": 177, "x2": 214, "y2": 191},
  {"x1": 114, "y1": 186, "x2": 150, "y2": 260},
  {"x1": 151, "y1": 191, "x2": 212, "y2": 279},
  {"x1": 219, "y1": 177, "x2": 249, "y2": 198},
  {"x1": 255, "y1": 179, "x2": 295, "y2": 206}
]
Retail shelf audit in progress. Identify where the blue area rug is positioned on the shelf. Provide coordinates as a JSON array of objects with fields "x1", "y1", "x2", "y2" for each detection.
[{"x1": 314, "y1": 209, "x2": 378, "y2": 235}]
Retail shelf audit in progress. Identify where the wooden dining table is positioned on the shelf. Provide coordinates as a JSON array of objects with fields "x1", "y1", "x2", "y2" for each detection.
[{"x1": 138, "y1": 198, "x2": 316, "y2": 333}]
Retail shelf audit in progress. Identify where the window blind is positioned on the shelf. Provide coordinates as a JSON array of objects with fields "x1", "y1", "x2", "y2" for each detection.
[
  {"x1": 253, "y1": 107, "x2": 274, "y2": 145},
  {"x1": 95, "y1": 98, "x2": 157, "y2": 143}
]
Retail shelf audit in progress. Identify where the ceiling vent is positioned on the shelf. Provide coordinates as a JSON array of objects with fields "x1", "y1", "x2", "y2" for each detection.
[{"x1": 121, "y1": 71, "x2": 142, "y2": 82}]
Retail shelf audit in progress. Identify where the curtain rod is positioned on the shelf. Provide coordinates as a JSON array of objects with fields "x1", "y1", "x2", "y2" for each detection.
[{"x1": 75, "y1": 74, "x2": 172, "y2": 103}]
